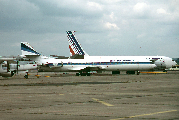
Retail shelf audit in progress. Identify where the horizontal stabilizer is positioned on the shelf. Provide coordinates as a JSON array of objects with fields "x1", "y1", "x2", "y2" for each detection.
[
  {"x1": 25, "y1": 55, "x2": 40, "y2": 58},
  {"x1": 70, "y1": 54, "x2": 84, "y2": 59}
]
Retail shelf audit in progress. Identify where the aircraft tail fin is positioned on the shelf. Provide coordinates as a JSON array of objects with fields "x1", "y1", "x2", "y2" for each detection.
[
  {"x1": 66, "y1": 31, "x2": 89, "y2": 57},
  {"x1": 21, "y1": 42, "x2": 41, "y2": 56}
]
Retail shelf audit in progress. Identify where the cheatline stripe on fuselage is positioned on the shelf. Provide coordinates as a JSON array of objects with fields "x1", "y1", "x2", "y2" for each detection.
[{"x1": 47, "y1": 62, "x2": 152, "y2": 67}]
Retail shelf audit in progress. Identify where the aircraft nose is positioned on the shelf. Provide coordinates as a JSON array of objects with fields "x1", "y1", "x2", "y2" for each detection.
[{"x1": 173, "y1": 61, "x2": 177, "y2": 66}]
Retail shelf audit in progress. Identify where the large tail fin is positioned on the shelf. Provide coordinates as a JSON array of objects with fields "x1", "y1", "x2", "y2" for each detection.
[
  {"x1": 66, "y1": 31, "x2": 89, "y2": 57},
  {"x1": 21, "y1": 42, "x2": 41, "y2": 56}
]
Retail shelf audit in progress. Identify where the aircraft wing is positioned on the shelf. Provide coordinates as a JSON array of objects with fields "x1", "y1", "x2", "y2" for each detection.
[
  {"x1": 68, "y1": 66, "x2": 105, "y2": 71},
  {"x1": 0, "y1": 58, "x2": 16, "y2": 64},
  {"x1": 150, "y1": 59, "x2": 157, "y2": 64},
  {"x1": 24, "y1": 55, "x2": 40, "y2": 58}
]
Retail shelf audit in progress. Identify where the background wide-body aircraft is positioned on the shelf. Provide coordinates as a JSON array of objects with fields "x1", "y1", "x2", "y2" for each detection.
[
  {"x1": 66, "y1": 31, "x2": 177, "y2": 72},
  {"x1": 0, "y1": 57, "x2": 37, "y2": 77},
  {"x1": 21, "y1": 42, "x2": 157, "y2": 76}
]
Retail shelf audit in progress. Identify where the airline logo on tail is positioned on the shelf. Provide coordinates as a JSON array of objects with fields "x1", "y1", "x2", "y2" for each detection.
[
  {"x1": 21, "y1": 42, "x2": 41, "y2": 55},
  {"x1": 66, "y1": 31, "x2": 89, "y2": 56}
]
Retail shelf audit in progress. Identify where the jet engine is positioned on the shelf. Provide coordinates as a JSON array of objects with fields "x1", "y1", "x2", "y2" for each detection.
[{"x1": 0, "y1": 71, "x2": 14, "y2": 77}]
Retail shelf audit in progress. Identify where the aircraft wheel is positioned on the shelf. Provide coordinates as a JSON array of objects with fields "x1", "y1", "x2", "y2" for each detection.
[
  {"x1": 81, "y1": 73, "x2": 86, "y2": 76},
  {"x1": 87, "y1": 73, "x2": 90, "y2": 76},
  {"x1": 137, "y1": 71, "x2": 140, "y2": 75}
]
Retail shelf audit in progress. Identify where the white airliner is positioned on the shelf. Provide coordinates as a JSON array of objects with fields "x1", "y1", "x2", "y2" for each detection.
[
  {"x1": 21, "y1": 42, "x2": 156, "y2": 75},
  {"x1": 0, "y1": 57, "x2": 37, "y2": 77},
  {"x1": 66, "y1": 31, "x2": 177, "y2": 72}
]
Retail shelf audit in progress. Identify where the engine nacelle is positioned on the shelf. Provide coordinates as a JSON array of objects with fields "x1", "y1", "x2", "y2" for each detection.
[{"x1": 0, "y1": 71, "x2": 14, "y2": 77}]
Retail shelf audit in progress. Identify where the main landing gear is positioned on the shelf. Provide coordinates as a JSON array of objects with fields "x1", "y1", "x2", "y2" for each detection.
[
  {"x1": 76, "y1": 71, "x2": 90, "y2": 76},
  {"x1": 126, "y1": 71, "x2": 140, "y2": 75},
  {"x1": 112, "y1": 71, "x2": 120, "y2": 74}
]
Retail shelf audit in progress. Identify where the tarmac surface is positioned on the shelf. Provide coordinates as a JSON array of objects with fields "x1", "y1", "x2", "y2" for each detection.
[{"x1": 0, "y1": 72, "x2": 179, "y2": 120}]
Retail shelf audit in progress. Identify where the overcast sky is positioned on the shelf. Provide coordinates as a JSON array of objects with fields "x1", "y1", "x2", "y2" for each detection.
[{"x1": 0, "y1": 0, "x2": 179, "y2": 58}]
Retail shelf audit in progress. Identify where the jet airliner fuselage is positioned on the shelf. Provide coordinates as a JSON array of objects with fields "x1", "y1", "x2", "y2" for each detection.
[{"x1": 66, "y1": 31, "x2": 177, "y2": 70}]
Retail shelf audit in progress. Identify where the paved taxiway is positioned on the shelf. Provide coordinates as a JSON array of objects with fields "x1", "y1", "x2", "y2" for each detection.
[{"x1": 0, "y1": 73, "x2": 179, "y2": 120}]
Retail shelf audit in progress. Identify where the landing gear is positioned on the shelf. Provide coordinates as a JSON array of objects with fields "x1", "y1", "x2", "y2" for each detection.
[
  {"x1": 112, "y1": 71, "x2": 120, "y2": 74},
  {"x1": 87, "y1": 72, "x2": 90, "y2": 76},
  {"x1": 126, "y1": 71, "x2": 135, "y2": 74},
  {"x1": 76, "y1": 73, "x2": 80, "y2": 76},
  {"x1": 81, "y1": 73, "x2": 86, "y2": 76},
  {"x1": 76, "y1": 71, "x2": 91, "y2": 76},
  {"x1": 126, "y1": 71, "x2": 140, "y2": 75}
]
